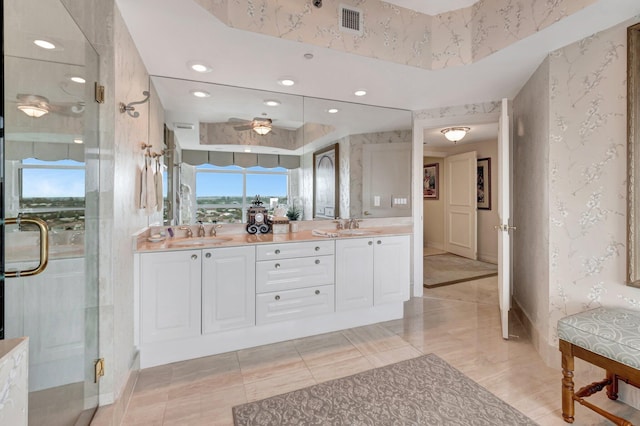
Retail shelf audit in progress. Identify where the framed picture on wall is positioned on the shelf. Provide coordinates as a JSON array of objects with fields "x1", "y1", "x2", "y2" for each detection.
[
  {"x1": 313, "y1": 143, "x2": 339, "y2": 219},
  {"x1": 423, "y1": 163, "x2": 439, "y2": 199},
  {"x1": 477, "y1": 157, "x2": 491, "y2": 210}
]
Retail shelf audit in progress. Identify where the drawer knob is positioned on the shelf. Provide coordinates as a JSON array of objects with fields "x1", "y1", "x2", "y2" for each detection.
[
  {"x1": 275, "y1": 263, "x2": 281, "y2": 269},
  {"x1": 191, "y1": 254, "x2": 198, "y2": 260},
  {"x1": 315, "y1": 259, "x2": 320, "y2": 265},
  {"x1": 315, "y1": 290, "x2": 320, "y2": 295},
  {"x1": 205, "y1": 253, "x2": 211, "y2": 258},
  {"x1": 368, "y1": 241, "x2": 373, "y2": 246},
  {"x1": 315, "y1": 246, "x2": 320, "y2": 251},
  {"x1": 275, "y1": 249, "x2": 281, "y2": 254},
  {"x1": 377, "y1": 240, "x2": 382, "y2": 245},
  {"x1": 275, "y1": 295, "x2": 280, "y2": 301}
]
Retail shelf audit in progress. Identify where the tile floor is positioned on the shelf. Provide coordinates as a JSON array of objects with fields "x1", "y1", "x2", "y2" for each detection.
[{"x1": 118, "y1": 277, "x2": 640, "y2": 425}]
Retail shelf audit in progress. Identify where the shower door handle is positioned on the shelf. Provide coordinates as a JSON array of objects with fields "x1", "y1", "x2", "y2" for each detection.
[{"x1": 4, "y1": 217, "x2": 50, "y2": 278}]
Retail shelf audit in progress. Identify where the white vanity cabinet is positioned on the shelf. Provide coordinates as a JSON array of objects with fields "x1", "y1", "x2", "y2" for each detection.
[
  {"x1": 140, "y1": 250, "x2": 202, "y2": 344},
  {"x1": 336, "y1": 235, "x2": 410, "y2": 310},
  {"x1": 255, "y1": 240, "x2": 335, "y2": 324},
  {"x1": 201, "y1": 246, "x2": 256, "y2": 333},
  {"x1": 373, "y1": 235, "x2": 411, "y2": 304},
  {"x1": 335, "y1": 238, "x2": 374, "y2": 311}
]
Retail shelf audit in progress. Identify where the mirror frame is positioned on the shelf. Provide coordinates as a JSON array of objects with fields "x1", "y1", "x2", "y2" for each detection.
[{"x1": 627, "y1": 23, "x2": 640, "y2": 286}]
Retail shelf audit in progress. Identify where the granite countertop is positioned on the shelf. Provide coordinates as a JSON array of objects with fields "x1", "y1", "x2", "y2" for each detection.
[{"x1": 135, "y1": 226, "x2": 412, "y2": 253}]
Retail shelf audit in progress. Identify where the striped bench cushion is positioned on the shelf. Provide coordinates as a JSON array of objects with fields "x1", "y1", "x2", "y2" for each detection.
[{"x1": 558, "y1": 307, "x2": 640, "y2": 369}]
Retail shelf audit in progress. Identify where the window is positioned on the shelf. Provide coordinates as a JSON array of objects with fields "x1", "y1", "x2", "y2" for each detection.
[
  {"x1": 195, "y1": 164, "x2": 289, "y2": 223},
  {"x1": 18, "y1": 158, "x2": 85, "y2": 229}
]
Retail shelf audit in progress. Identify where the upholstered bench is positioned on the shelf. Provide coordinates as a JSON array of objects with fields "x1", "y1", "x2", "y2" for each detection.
[{"x1": 558, "y1": 307, "x2": 640, "y2": 425}]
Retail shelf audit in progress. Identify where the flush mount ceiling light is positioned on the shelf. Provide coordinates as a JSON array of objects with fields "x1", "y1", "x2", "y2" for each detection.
[
  {"x1": 354, "y1": 89, "x2": 367, "y2": 96},
  {"x1": 327, "y1": 108, "x2": 339, "y2": 114},
  {"x1": 187, "y1": 61, "x2": 212, "y2": 73},
  {"x1": 190, "y1": 89, "x2": 211, "y2": 98},
  {"x1": 33, "y1": 39, "x2": 56, "y2": 49},
  {"x1": 17, "y1": 94, "x2": 50, "y2": 118},
  {"x1": 278, "y1": 78, "x2": 295, "y2": 87},
  {"x1": 264, "y1": 99, "x2": 281, "y2": 107},
  {"x1": 441, "y1": 127, "x2": 470, "y2": 143},
  {"x1": 253, "y1": 124, "x2": 272, "y2": 136}
]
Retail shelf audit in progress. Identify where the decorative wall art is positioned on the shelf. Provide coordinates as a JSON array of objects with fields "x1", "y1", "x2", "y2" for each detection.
[
  {"x1": 313, "y1": 143, "x2": 339, "y2": 219},
  {"x1": 477, "y1": 157, "x2": 491, "y2": 210},
  {"x1": 423, "y1": 163, "x2": 439, "y2": 200}
]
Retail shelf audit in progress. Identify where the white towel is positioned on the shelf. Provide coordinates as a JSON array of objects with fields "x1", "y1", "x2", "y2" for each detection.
[
  {"x1": 139, "y1": 162, "x2": 147, "y2": 209},
  {"x1": 155, "y1": 158, "x2": 163, "y2": 212},
  {"x1": 145, "y1": 157, "x2": 157, "y2": 215},
  {"x1": 312, "y1": 229, "x2": 338, "y2": 238}
]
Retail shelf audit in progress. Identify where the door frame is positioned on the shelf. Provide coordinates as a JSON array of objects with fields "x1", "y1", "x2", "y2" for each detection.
[{"x1": 412, "y1": 110, "x2": 501, "y2": 297}]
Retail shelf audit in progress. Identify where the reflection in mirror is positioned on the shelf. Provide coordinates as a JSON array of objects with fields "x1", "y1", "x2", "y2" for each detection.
[
  {"x1": 627, "y1": 23, "x2": 640, "y2": 286},
  {"x1": 150, "y1": 76, "x2": 412, "y2": 225}
]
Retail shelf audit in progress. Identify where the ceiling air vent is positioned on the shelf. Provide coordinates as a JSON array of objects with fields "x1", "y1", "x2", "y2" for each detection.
[
  {"x1": 339, "y1": 5, "x2": 363, "y2": 36},
  {"x1": 174, "y1": 122, "x2": 195, "y2": 130}
]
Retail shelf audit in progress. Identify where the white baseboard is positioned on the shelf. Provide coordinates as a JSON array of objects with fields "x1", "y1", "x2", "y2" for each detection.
[{"x1": 478, "y1": 253, "x2": 497, "y2": 264}]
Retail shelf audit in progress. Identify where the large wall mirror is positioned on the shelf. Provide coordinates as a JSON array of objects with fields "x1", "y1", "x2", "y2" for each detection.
[
  {"x1": 150, "y1": 76, "x2": 413, "y2": 225},
  {"x1": 627, "y1": 23, "x2": 640, "y2": 286}
]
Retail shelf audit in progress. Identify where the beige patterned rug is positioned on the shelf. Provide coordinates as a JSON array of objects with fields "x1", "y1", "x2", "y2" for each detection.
[
  {"x1": 424, "y1": 253, "x2": 498, "y2": 288},
  {"x1": 232, "y1": 354, "x2": 536, "y2": 425}
]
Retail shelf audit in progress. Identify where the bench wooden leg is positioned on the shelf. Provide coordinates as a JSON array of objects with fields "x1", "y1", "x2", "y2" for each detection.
[
  {"x1": 561, "y1": 345, "x2": 575, "y2": 423},
  {"x1": 607, "y1": 371, "x2": 619, "y2": 400}
]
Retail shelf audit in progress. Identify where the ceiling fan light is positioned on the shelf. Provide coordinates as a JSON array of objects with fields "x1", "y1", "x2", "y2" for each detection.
[
  {"x1": 441, "y1": 127, "x2": 470, "y2": 143},
  {"x1": 17, "y1": 104, "x2": 49, "y2": 118},
  {"x1": 253, "y1": 125, "x2": 272, "y2": 136}
]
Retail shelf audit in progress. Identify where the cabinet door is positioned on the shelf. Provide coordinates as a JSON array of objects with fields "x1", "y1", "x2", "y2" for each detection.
[
  {"x1": 373, "y1": 235, "x2": 410, "y2": 305},
  {"x1": 335, "y1": 238, "x2": 374, "y2": 311},
  {"x1": 202, "y1": 246, "x2": 256, "y2": 333},
  {"x1": 140, "y1": 250, "x2": 202, "y2": 343}
]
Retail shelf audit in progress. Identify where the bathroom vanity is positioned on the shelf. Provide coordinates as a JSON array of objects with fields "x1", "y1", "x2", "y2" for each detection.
[{"x1": 134, "y1": 227, "x2": 411, "y2": 368}]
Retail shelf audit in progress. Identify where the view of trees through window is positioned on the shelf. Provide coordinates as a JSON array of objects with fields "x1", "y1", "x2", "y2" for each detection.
[{"x1": 195, "y1": 164, "x2": 289, "y2": 223}]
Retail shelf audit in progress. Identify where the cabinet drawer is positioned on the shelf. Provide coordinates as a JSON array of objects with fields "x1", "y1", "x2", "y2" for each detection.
[
  {"x1": 256, "y1": 240, "x2": 334, "y2": 261},
  {"x1": 256, "y1": 285, "x2": 335, "y2": 325},
  {"x1": 256, "y1": 255, "x2": 334, "y2": 293}
]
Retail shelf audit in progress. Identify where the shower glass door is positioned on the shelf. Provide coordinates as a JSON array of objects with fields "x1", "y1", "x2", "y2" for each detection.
[{"x1": 2, "y1": 0, "x2": 100, "y2": 424}]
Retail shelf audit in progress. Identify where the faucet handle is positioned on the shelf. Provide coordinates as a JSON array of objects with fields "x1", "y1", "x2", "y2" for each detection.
[
  {"x1": 179, "y1": 226, "x2": 193, "y2": 238},
  {"x1": 210, "y1": 224, "x2": 222, "y2": 236},
  {"x1": 333, "y1": 220, "x2": 344, "y2": 230}
]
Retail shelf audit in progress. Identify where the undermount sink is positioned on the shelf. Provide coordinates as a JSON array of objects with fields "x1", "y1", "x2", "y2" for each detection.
[
  {"x1": 337, "y1": 229, "x2": 380, "y2": 236},
  {"x1": 168, "y1": 237, "x2": 232, "y2": 247}
]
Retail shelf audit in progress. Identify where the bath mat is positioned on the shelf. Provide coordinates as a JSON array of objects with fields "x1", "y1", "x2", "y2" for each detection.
[
  {"x1": 424, "y1": 253, "x2": 497, "y2": 288},
  {"x1": 232, "y1": 353, "x2": 537, "y2": 425}
]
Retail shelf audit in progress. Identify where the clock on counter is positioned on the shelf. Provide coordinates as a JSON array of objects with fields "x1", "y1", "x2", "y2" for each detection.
[{"x1": 246, "y1": 195, "x2": 272, "y2": 234}]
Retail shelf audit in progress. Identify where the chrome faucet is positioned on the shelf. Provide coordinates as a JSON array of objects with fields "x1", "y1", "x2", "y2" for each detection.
[
  {"x1": 179, "y1": 226, "x2": 193, "y2": 238},
  {"x1": 334, "y1": 220, "x2": 344, "y2": 230},
  {"x1": 348, "y1": 218, "x2": 361, "y2": 229},
  {"x1": 210, "y1": 224, "x2": 222, "y2": 237},
  {"x1": 197, "y1": 221, "x2": 206, "y2": 237}
]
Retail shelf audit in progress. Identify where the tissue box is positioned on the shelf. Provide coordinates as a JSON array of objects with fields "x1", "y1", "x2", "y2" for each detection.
[{"x1": 270, "y1": 216, "x2": 290, "y2": 234}]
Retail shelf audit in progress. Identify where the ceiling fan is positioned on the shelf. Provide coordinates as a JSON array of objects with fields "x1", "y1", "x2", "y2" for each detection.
[
  {"x1": 13, "y1": 93, "x2": 85, "y2": 118},
  {"x1": 229, "y1": 117, "x2": 275, "y2": 136}
]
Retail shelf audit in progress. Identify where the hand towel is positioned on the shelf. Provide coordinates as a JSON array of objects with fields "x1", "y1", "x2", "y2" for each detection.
[
  {"x1": 155, "y1": 158, "x2": 163, "y2": 212},
  {"x1": 145, "y1": 156, "x2": 157, "y2": 215}
]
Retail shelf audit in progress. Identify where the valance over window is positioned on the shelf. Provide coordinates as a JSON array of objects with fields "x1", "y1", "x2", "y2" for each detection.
[
  {"x1": 182, "y1": 149, "x2": 300, "y2": 169},
  {"x1": 5, "y1": 141, "x2": 84, "y2": 162}
]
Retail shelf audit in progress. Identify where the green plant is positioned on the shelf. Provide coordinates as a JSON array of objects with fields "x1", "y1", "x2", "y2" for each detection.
[{"x1": 286, "y1": 205, "x2": 301, "y2": 221}]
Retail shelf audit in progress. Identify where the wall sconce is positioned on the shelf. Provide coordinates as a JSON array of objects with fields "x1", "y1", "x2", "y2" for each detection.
[{"x1": 441, "y1": 127, "x2": 470, "y2": 143}]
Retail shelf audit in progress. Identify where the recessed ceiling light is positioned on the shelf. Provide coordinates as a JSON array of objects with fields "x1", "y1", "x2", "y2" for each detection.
[
  {"x1": 244, "y1": 148, "x2": 252, "y2": 153},
  {"x1": 304, "y1": 53, "x2": 314, "y2": 60},
  {"x1": 264, "y1": 99, "x2": 281, "y2": 107},
  {"x1": 73, "y1": 138, "x2": 84, "y2": 144},
  {"x1": 188, "y1": 61, "x2": 212, "y2": 73},
  {"x1": 327, "y1": 108, "x2": 339, "y2": 114},
  {"x1": 354, "y1": 90, "x2": 367, "y2": 97},
  {"x1": 190, "y1": 90, "x2": 211, "y2": 98},
  {"x1": 70, "y1": 76, "x2": 86, "y2": 84},
  {"x1": 278, "y1": 78, "x2": 295, "y2": 87},
  {"x1": 34, "y1": 39, "x2": 56, "y2": 49}
]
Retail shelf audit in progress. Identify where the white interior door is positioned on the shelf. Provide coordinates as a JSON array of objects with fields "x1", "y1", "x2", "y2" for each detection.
[
  {"x1": 444, "y1": 151, "x2": 477, "y2": 259},
  {"x1": 497, "y1": 98, "x2": 513, "y2": 340}
]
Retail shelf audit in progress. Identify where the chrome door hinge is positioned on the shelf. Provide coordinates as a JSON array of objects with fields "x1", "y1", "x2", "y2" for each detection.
[
  {"x1": 95, "y1": 358, "x2": 105, "y2": 383},
  {"x1": 95, "y1": 83, "x2": 105, "y2": 104}
]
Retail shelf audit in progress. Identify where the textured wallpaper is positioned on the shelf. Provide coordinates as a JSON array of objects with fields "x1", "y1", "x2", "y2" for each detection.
[{"x1": 193, "y1": 0, "x2": 596, "y2": 71}]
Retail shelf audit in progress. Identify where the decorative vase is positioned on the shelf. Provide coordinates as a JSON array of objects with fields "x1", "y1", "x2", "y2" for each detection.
[{"x1": 290, "y1": 222, "x2": 299, "y2": 233}]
